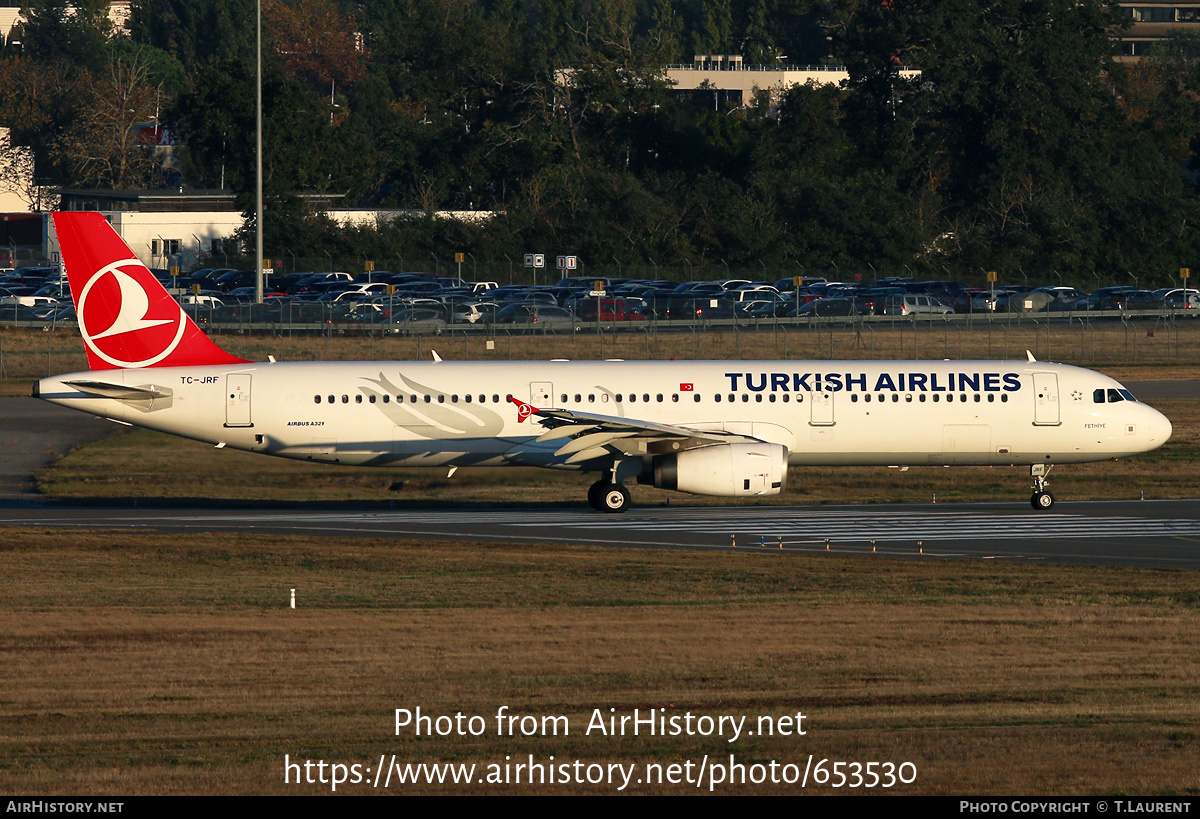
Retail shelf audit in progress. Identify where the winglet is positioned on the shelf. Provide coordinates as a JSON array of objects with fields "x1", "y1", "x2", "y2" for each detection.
[
  {"x1": 507, "y1": 395, "x2": 539, "y2": 423},
  {"x1": 1026, "y1": 350, "x2": 1037, "y2": 362}
]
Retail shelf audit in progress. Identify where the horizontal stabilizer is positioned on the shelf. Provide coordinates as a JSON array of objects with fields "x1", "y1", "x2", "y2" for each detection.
[{"x1": 64, "y1": 380, "x2": 172, "y2": 400}]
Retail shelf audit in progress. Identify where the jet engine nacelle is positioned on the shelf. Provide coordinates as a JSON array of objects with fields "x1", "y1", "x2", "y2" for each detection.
[{"x1": 641, "y1": 442, "x2": 789, "y2": 497}]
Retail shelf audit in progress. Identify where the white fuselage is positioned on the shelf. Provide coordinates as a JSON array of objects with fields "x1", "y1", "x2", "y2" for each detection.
[{"x1": 36, "y1": 359, "x2": 1172, "y2": 473}]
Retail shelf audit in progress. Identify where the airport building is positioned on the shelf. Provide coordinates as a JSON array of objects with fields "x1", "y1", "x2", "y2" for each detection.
[
  {"x1": 1115, "y1": 3, "x2": 1200, "y2": 59},
  {"x1": 664, "y1": 56, "x2": 921, "y2": 109}
]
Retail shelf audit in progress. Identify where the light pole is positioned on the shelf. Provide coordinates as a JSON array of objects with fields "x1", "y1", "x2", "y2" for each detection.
[{"x1": 254, "y1": 0, "x2": 264, "y2": 305}]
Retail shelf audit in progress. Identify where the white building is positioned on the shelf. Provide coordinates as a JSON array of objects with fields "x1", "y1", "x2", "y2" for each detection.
[{"x1": 52, "y1": 189, "x2": 496, "y2": 270}]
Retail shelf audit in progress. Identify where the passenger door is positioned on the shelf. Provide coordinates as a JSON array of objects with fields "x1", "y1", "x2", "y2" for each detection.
[{"x1": 1032, "y1": 373, "x2": 1060, "y2": 426}]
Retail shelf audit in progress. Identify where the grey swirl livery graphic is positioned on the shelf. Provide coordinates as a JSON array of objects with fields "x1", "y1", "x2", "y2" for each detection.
[{"x1": 361, "y1": 371, "x2": 506, "y2": 438}]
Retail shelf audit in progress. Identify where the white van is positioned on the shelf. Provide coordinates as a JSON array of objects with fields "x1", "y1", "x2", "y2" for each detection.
[{"x1": 881, "y1": 294, "x2": 953, "y2": 317}]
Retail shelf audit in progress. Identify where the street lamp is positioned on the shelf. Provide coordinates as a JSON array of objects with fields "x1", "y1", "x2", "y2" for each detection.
[{"x1": 255, "y1": 0, "x2": 264, "y2": 305}]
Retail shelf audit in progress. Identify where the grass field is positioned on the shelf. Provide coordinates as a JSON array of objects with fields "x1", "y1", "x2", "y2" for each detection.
[{"x1": 1, "y1": 529, "x2": 1198, "y2": 795}]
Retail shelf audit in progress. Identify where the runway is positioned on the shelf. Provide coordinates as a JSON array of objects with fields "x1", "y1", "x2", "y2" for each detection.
[{"x1": 3, "y1": 499, "x2": 1200, "y2": 569}]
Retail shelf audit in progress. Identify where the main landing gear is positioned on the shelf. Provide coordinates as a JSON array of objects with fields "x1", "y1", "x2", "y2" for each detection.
[
  {"x1": 587, "y1": 479, "x2": 630, "y2": 513},
  {"x1": 1030, "y1": 464, "x2": 1054, "y2": 510}
]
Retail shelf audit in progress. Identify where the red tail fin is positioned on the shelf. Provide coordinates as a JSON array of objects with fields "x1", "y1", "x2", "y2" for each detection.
[{"x1": 54, "y1": 212, "x2": 250, "y2": 370}]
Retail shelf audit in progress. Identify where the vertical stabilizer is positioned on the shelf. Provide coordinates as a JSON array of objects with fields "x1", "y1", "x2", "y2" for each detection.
[{"x1": 54, "y1": 212, "x2": 250, "y2": 370}]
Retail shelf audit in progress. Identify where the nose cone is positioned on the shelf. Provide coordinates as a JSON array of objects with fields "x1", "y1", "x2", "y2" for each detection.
[{"x1": 1144, "y1": 406, "x2": 1173, "y2": 451}]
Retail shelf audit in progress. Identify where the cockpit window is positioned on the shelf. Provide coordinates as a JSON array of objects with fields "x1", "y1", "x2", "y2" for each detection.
[{"x1": 1094, "y1": 387, "x2": 1139, "y2": 403}]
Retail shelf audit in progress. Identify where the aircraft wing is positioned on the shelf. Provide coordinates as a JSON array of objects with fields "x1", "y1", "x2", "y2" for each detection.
[{"x1": 510, "y1": 399, "x2": 759, "y2": 464}]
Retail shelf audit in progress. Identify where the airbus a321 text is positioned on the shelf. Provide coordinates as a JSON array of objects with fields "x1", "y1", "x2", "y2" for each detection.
[{"x1": 35, "y1": 212, "x2": 1172, "y2": 512}]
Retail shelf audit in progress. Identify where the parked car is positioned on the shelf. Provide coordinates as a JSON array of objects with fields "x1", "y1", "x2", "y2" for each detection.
[
  {"x1": 574, "y1": 298, "x2": 647, "y2": 322},
  {"x1": 494, "y1": 304, "x2": 579, "y2": 329},
  {"x1": 1158, "y1": 288, "x2": 1200, "y2": 309},
  {"x1": 1074, "y1": 287, "x2": 1138, "y2": 311},
  {"x1": 378, "y1": 307, "x2": 448, "y2": 334},
  {"x1": 789, "y1": 297, "x2": 866, "y2": 317},
  {"x1": 880, "y1": 294, "x2": 953, "y2": 317},
  {"x1": 178, "y1": 293, "x2": 225, "y2": 307},
  {"x1": 1024, "y1": 286, "x2": 1088, "y2": 312},
  {"x1": 1120, "y1": 290, "x2": 1165, "y2": 311}
]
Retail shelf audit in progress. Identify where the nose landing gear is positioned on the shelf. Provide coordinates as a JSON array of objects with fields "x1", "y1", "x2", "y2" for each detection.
[{"x1": 1030, "y1": 464, "x2": 1054, "y2": 510}]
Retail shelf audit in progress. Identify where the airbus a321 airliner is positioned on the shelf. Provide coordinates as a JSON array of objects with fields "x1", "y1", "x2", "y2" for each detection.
[{"x1": 35, "y1": 212, "x2": 1172, "y2": 512}]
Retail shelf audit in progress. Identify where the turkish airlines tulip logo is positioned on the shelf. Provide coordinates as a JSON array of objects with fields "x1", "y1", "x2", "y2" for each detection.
[
  {"x1": 76, "y1": 259, "x2": 187, "y2": 368},
  {"x1": 508, "y1": 396, "x2": 537, "y2": 423}
]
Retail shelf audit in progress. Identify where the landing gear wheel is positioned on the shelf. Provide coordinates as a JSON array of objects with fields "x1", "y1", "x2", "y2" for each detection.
[
  {"x1": 1031, "y1": 491, "x2": 1055, "y2": 511},
  {"x1": 587, "y1": 480, "x2": 608, "y2": 511},
  {"x1": 600, "y1": 483, "x2": 630, "y2": 513},
  {"x1": 1029, "y1": 465, "x2": 1054, "y2": 511}
]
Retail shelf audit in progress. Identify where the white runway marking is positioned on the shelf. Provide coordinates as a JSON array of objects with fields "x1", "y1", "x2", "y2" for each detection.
[{"x1": 6, "y1": 507, "x2": 1200, "y2": 543}]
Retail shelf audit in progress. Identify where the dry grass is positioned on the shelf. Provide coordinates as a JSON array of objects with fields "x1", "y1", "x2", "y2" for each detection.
[{"x1": 1, "y1": 529, "x2": 1198, "y2": 795}]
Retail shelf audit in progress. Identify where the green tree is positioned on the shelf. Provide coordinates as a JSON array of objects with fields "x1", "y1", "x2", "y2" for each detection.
[
  {"x1": 128, "y1": 0, "x2": 257, "y2": 73},
  {"x1": 16, "y1": 0, "x2": 113, "y2": 72}
]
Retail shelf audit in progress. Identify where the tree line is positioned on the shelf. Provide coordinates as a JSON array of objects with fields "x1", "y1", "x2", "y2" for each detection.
[{"x1": 0, "y1": 0, "x2": 1198, "y2": 283}]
